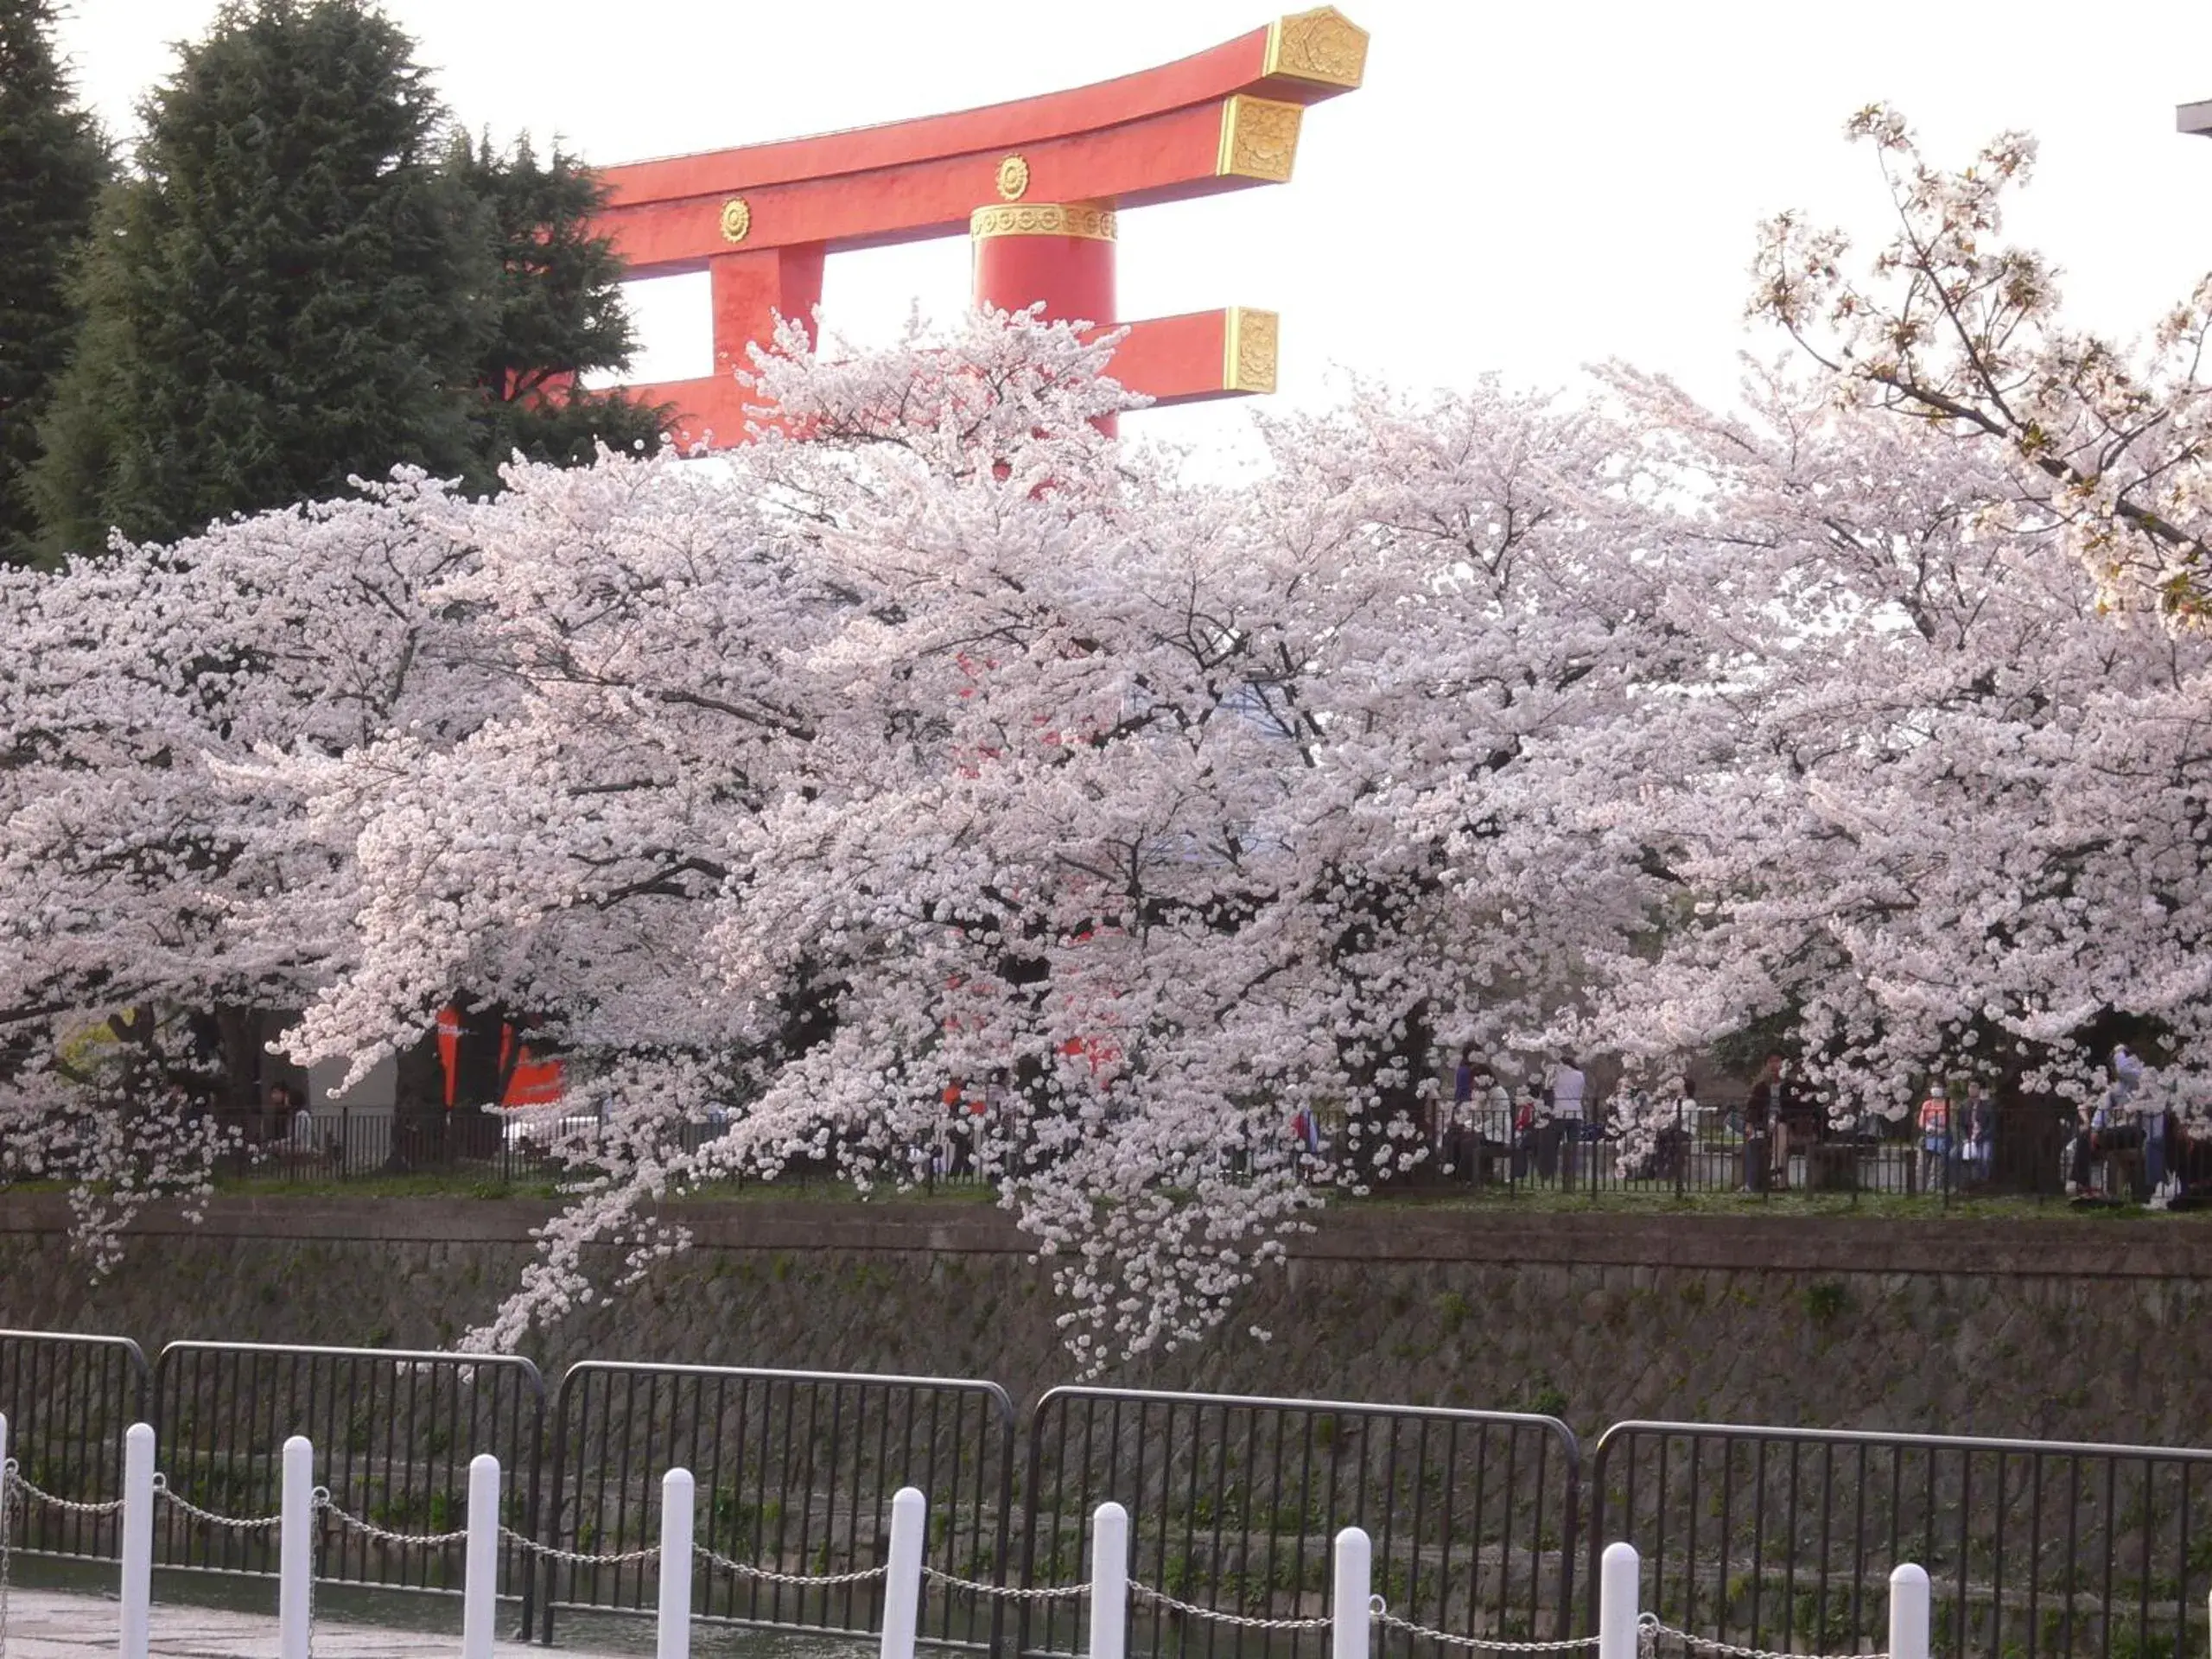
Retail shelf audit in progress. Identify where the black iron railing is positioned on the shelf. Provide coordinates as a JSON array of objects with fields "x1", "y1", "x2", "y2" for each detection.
[
  {"x1": 1018, "y1": 1387, "x2": 1581, "y2": 1658},
  {"x1": 201, "y1": 1109, "x2": 753, "y2": 1185},
  {"x1": 181, "y1": 1097, "x2": 2203, "y2": 1213},
  {"x1": 1588, "y1": 1420, "x2": 2212, "y2": 1659},
  {"x1": 0, "y1": 1328, "x2": 148, "y2": 1560},
  {"x1": 148, "y1": 1340, "x2": 545, "y2": 1625},
  {"x1": 540, "y1": 1361, "x2": 1017, "y2": 1649},
  {"x1": 3, "y1": 1328, "x2": 2209, "y2": 1658},
  {"x1": 1440, "y1": 1099, "x2": 2084, "y2": 1205}
]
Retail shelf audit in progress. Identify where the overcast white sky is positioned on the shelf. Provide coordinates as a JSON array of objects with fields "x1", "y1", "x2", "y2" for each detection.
[{"x1": 51, "y1": 0, "x2": 2212, "y2": 447}]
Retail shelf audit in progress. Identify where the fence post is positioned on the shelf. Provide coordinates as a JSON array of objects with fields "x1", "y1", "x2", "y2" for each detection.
[
  {"x1": 119, "y1": 1421, "x2": 154, "y2": 1659},
  {"x1": 1090, "y1": 1500, "x2": 1128, "y2": 1659},
  {"x1": 1889, "y1": 1562, "x2": 1929, "y2": 1659},
  {"x1": 1332, "y1": 1525, "x2": 1370, "y2": 1659},
  {"x1": 278, "y1": 1433, "x2": 314, "y2": 1659},
  {"x1": 658, "y1": 1466, "x2": 695, "y2": 1659},
  {"x1": 881, "y1": 1485, "x2": 925, "y2": 1659},
  {"x1": 463, "y1": 1452, "x2": 499, "y2": 1659},
  {"x1": 1599, "y1": 1541, "x2": 1639, "y2": 1659}
]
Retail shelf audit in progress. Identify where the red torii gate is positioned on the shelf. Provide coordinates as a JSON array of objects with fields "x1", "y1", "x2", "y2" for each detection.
[{"x1": 588, "y1": 7, "x2": 1369, "y2": 448}]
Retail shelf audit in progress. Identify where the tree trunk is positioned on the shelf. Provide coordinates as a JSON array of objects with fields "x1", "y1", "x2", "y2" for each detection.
[
  {"x1": 389, "y1": 1027, "x2": 446, "y2": 1171},
  {"x1": 213, "y1": 1005, "x2": 264, "y2": 1119}
]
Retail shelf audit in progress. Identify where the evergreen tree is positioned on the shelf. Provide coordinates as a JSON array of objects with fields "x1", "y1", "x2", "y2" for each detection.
[
  {"x1": 33, "y1": 0, "x2": 490, "y2": 553},
  {"x1": 448, "y1": 132, "x2": 667, "y2": 488},
  {"x1": 0, "y1": 0, "x2": 107, "y2": 568}
]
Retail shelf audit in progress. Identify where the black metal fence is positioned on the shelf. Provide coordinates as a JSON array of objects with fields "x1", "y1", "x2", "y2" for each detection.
[
  {"x1": 148, "y1": 1341, "x2": 545, "y2": 1624},
  {"x1": 194, "y1": 1101, "x2": 2212, "y2": 1215},
  {"x1": 1437, "y1": 1101, "x2": 2098, "y2": 1205},
  {"x1": 1019, "y1": 1388, "x2": 1580, "y2": 1658},
  {"x1": 1588, "y1": 1421, "x2": 2212, "y2": 1659},
  {"x1": 4, "y1": 1330, "x2": 2212, "y2": 1657},
  {"x1": 541, "y1": 1362, "x2": 1017, "y2": 1649},
  {"x1": 205, "y1": 1109, "x2": 754, "y2": 1186},
  {"x1": 0, "y1": 1328, "x2": 147, "y2": 1561}
]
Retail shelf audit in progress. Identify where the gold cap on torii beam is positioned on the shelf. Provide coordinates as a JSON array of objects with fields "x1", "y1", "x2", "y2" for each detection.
[{"x1": 1263, "y1": 7, "x2": 1370, "y2": 91}]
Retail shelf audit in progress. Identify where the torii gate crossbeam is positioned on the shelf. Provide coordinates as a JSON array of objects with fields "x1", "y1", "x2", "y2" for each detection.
[{"x1": 590, "y1": 7, "x2": 1369, "y2": 447}]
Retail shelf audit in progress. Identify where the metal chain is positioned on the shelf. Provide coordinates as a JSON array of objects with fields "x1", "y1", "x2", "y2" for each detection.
[
  {"x1": 704, "y1": 1546, "x2": 888, "y2": 1587},
  {"x1": 9, "y1": 1466, "x2": 124, "y2": 1518},
  {"x1": 149, "y1": 1474, "x2": 281, "y2": 1532},
  {"x1": 1638, "y1": 1613, "x2": 1885, "y2": 1659},
  {"x1": 498, "y1": 1525, "x2": 663, "y2": 1568},
  {"x1": 318, "y1": 1493, "x2": 472, "y2": 1549},
  {"x1": 1376, "y1": 1607, "x2": 1602, "y2": 1653},
  {"x1": 490, "y1": 1525, "x2": 889, "y2": 1586},
  {"x1": 1129, "y1": 1580, "x2": 1335, "y2": 1631},
  {"x1": 920, "y1": 1564, "x2": 1082, "y2": 1600}
]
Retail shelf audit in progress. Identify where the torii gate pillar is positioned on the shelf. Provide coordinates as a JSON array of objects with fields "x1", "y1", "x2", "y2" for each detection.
[
  {"x1": 970, "y1": 200, "x2": 1121, "y2": 428},
  {"x1": 589, "y1": 9, "x2": 1368, "y2": 449},
  {"x1": 709, "y1": 245, "x2": 829, "y2": 388}
]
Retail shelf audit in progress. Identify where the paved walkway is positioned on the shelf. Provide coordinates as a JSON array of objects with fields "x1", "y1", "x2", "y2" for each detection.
[{"x1": 1, "y1": 1588, "x2": 556, "y2": 1656}]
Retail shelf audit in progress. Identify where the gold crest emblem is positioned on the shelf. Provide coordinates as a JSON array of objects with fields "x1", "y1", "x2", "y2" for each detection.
[
  {"x1": 995, "y1": 155, "x2": 1030, "y2": 200},
  {"x1": 718, "y1": 198, "x2": 752, "y2": 244}
]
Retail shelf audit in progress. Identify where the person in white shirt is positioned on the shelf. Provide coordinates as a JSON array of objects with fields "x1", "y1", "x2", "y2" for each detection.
[
  {"x1": 1552, "y1": 1057, "x2": 1586, "y2": 1122},
  {"x1": 1551, "y1": 1055, "x2": 1587, "y2": 1185},
  {"x1": 2067, "y1": 1046, "x2": 2151, "y2": 1198}
]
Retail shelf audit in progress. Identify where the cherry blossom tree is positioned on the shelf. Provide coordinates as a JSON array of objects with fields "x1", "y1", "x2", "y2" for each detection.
[
  {"x1": 1593, "y1": 363, "x2": 2212, "y2": 1132},
  {"x1": 11, "y1": 305, "x2": 2209, "y2": 1362},
  {"x1": 264, "y1": 315, "x2": 1705, "y2": 1361},
  {"x1": 0, "y1": 472, "x2": 509, "y2": 1253},
  {"x1": 1751, "y1": 105, "x2": 2212, "y2": 620}
]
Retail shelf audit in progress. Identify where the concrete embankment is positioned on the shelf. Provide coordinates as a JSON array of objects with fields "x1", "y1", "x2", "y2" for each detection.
[{"x1": 0, "y1": 1193, "x2": 2205, "y2": 1441}]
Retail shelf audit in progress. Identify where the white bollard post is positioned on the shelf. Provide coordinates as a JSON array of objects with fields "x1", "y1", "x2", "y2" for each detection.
[
  {"x1": 658, "y1": 1466, "x2": 696, "y2": 1659},
  {"x1": 462, "y1": 1452, "x2": 500, "y2": 1659},
  {"x1": 1599, "y1": 1541, "x2": 1641, "y2": 1659},
  {"x1": 119, "y1": 1421, "x2": 155, "y2": 1659},
  {"x1": 278, "y1": 1434, "x2": 314, "y2": 1659},
  {"x1": 1889, "y1": 1562, "x2": 1930, "y2": 1659},
  {"x1": 1332, "y1": 1525, "x2": 1370, "y2": 1659},
  {"x1": 1089, "y1": 1501, "x2": 1129, "y2": 1659},
  {"x1": 880, "y1": 1485, "x2": 925, "y2": 1659}
]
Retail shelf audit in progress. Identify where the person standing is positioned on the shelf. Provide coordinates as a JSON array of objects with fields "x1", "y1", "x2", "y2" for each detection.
[
  {"x1": 1960, "y1": 1079, "x2": 1995, "y2": 1185},
  {"x1": 1443, "y1": 1051, "x2": 1503, "y2": 1182},
  {"x1": 260, "y1": 1080, "x2": 294, "y2": 1147},
  {"x1": 1551, "y1": 1054, "x2": 1586, "y2": 1188},
  {"x1": 1665, "y1": 1074, "x2": 1699, "y2": 1183},
  {"x1": 1511, "y1": 1078, "x2": 1540, "y2": 1182},
  {"x1": 1916, "y1": 1084, "x2": 1952, "y2": 1195},
  {"x1": 1745, "y1": 1054, "x2": 1788, "y2": 1192},
  {"x1": 2115, "y1": 1046, "x2": 2168, "y2": 1196},
  {"x1": 1449, "y1": 1048, "x2": 1478, "y2": 1171},
  {"x1": 2066, "y1": 1053, "x2": 2147, "y2": 1198}
]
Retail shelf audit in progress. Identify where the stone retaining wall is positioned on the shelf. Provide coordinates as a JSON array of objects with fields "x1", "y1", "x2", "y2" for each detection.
[{"x1": 0, "y1": 1196, "x2": 2202, "y2": 1444}]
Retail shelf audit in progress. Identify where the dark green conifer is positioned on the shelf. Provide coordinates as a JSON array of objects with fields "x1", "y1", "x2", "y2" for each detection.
[
  {"x1": 448, "y1": 130, "x2": 668, "y2": 487},
  {"x1": 0, "y1": 0, "x2": 108, "y2": 567},
  {"x1": 34, "y1": 0, "x2": 489, "y2": 552}
]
